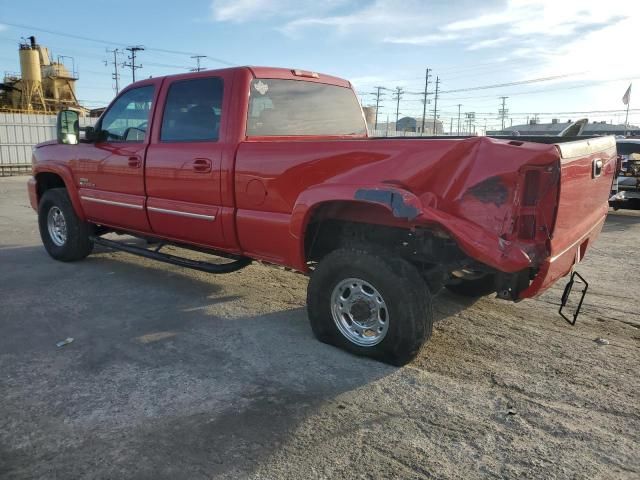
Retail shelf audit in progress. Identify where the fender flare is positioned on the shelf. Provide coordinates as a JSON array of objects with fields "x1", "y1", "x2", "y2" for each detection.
[
  {"x1": 288, "y1": 184, "x2": 424, "y2": 270},
  {"x1": 34, "y1": 165, "x2": 87, "y2": 221}
]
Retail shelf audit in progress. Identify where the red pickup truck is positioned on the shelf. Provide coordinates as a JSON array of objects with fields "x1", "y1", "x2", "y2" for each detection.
[{"x1": 28, "y1": 66, "x2": 616, "y2": 365}]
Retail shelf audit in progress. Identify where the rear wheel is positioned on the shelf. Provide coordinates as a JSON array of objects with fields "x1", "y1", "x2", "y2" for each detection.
[
  {"x1": 307, "y1": 244, "x2": 432, "y2": 366},
  {"x1": 38, "y1": 188, "x2": 94, "y2": 261}
]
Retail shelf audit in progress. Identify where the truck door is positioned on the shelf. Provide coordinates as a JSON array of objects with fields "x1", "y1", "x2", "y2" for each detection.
[
  {"x1": 74, "y1": 81, "x2": 158, "y2": 232},
  {"x1": 144, "y1": 75, "x2": 226, "y2": 247}
]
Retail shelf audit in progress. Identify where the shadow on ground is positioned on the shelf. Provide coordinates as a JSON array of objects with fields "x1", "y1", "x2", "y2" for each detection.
[{"x1": 0, "y1": 245, "x2": 405, "y2": 479}]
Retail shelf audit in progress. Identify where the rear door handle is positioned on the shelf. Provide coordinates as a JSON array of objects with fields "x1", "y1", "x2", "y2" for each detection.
[
  {"x1": 128, "y1": 156, "x2": 141, "y2": 168},
  {"x1": 192, "y1": 158, "x2": 212, "y2": 173}
]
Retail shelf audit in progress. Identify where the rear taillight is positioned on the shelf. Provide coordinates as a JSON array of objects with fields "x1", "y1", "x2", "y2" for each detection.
[
  {"x1": 514, "y1": 165, "x2": 559, "y2": 243},
  {"x1": 522, "y1": 170, "x2": 540, "y2": 206}
]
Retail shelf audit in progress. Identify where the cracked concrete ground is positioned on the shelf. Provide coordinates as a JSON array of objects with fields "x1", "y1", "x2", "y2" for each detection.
[{"x1": 1, "y1": 175, "x2": 638, "y2": 479}]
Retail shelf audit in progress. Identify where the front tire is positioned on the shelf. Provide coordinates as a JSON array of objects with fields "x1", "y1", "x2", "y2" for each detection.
[
  {"x1": 307, "y1": 245, "x2": 433, "y2": 366},
  {"x1": 38, "y1": 188, "x2": 93, "y2": 261}
]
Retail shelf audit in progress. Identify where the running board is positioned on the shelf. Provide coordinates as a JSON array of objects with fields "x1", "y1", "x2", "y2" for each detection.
[{"x1": 90, "y1": 236, "x2": 251, "y2": 274}]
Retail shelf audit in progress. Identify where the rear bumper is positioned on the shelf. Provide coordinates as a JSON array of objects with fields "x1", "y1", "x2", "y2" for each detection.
[
  {"x1": 27, "y1": 177, "x2": 38, "y2": 211},
  {"x1": 518, "y1": 215, "x2": 606, "y2": 299}
]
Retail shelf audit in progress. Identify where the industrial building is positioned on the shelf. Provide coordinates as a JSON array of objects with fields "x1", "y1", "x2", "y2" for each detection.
[
  {"x1": 487, "y1": 119, "x2": 640, "y2": 136},
  {"x1": 362, "y1": 107, "x2": 444, "y2": 136},
  {"x1": 0, "y1": 36, "x2": 86, "y2": 114}
]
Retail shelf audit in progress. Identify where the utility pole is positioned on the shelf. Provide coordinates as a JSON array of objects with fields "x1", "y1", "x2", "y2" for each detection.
[
  {"x1": 457, "y1": 104, "x2": 462, "y2": 135},
  {"x1": 499, "y1": 96, "x2": 509, "y2": 131},
  {"x1": 106, "y1": 48, "x2": 121, "y2": 94},
  {"x1": 432, "y1": 77, "x2": 440, "y2": 135},
  {"x1": 465, "y1": 112, "x2": 475, "y2": 135},
  {"x1": 190, "y1": 55, "x2": 206, "y2": 72},
  {"x1": 393, "y1": 87, "x2": 404, "y2": 130},
  {"x1": 124, "y1": 46, "x2": 145, "y2": 83},
  {"x1": 421, "y1": 68, "x2": 431, "y2": 135},
  {"x1": 449, "y1": 117, "x2": 453, "y2": 135},
  {"x1": 371, "y1": 86, "x2": 385, "y2": 130}
]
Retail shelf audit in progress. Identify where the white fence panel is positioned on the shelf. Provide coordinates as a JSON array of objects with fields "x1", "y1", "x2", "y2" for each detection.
[{"x1": 0, "y1": 113, "x2": 96, "y2": 175}]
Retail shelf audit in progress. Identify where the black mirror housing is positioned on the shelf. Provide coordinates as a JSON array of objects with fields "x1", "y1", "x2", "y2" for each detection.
[{"x1": 56, "y1": 109, "x2": 80, "y2": 145}]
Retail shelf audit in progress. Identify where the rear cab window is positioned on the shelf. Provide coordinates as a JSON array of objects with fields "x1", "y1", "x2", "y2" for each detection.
[
  {"x1": 246, "y1": 79, "x2": 367, "y2": 137},
  {"x1": 161, "y1": 77, "x2": 223, "y2": 142}
]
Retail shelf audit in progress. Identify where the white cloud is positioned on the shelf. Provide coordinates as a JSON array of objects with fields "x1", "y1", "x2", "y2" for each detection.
[
  {"x1": 466, "y1": 37, "x2": 508, "y2": 51},
  {"x1": 383, "y1": 33, "x2": 459, "y2": 46},
  {"x1": 211, "y1": 0, "x2": 349, "y2": 23}
]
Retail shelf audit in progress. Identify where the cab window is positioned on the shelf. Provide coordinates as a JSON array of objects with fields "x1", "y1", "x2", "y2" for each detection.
[
  {"x1": 246, "y1": 79, "x2": 366, "y2": 136},
  {"x1": 100, "y1": 86, "x2": 154, "y2": 142},
  {"x1": 161, "y1": 77, "x2": 223, "y2": 142}
]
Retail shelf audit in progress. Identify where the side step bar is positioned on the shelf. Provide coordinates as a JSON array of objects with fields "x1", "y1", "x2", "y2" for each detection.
[{"x1": 90, "y1": 236, "x2": 251, "y2": 274}]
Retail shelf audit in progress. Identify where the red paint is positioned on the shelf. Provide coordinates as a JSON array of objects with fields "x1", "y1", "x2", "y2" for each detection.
[{"x1": 30, "y1": 66, "x2": 616, "y2": 300}]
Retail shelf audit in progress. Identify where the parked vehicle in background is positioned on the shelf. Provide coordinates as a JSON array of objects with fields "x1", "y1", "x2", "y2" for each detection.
[
  {"x1": 610, "y1": 138, "x2": 640, "y2": 210},
  {"x1": 28, "y1": 66, "x2": 617, "y2": 365}
]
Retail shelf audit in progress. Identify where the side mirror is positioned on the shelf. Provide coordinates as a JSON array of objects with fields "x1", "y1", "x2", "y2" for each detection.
[
  {"x1": 56, "y1": 109, "x2": 80, "y2": 145},
  {"x1": 84, "y1": 126, "x2": 100, "y2": 143}
]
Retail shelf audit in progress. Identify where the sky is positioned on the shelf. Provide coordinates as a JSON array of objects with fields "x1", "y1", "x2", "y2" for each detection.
[{"x1": 1, "y1": 0, "x2": 639, "y2": 132}]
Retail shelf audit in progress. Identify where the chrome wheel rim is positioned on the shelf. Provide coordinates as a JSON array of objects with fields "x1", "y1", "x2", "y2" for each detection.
[
  {"x1": 47, "y1": 206, "x2": 67, "y2": 246},
  {"x1": 330, "y1": 277, "x2": 389, "y2": 347}
]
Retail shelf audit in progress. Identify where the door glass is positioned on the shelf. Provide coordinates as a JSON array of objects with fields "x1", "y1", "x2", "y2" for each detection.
[
  {"x1": 161, "y1": 77, "x2": 223, "y2": 142},
  {"x1": 100, "y1": 86, "x2": 154, "y2": 142}
]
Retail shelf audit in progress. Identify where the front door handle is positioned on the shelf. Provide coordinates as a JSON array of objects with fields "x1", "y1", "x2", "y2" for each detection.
[
  {"x1": 192, "y1": 158, "x2": 212, "y2": 173},
  {"x1": 128, "y1": 156, "x2": 141, "y2": 168}
]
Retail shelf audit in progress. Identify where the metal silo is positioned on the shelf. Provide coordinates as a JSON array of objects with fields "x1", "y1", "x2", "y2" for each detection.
[{"x1": 18, "y1": 37, "x2": 46, "y2": 111}]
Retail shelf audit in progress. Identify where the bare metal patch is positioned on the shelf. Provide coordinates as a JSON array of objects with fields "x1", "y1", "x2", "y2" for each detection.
[{"x1": 467, "y1": 177, "x2": 508, "y2": 207}]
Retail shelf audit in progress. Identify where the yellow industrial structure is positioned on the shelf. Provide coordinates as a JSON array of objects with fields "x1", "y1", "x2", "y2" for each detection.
[{"x1": 0, "y1": 36, "x2": 87, "y2": 114}]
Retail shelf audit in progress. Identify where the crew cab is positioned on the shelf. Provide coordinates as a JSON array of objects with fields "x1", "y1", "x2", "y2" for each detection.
[{"x1": 28, "y1": 66, "x2": 616, "y2": 365}]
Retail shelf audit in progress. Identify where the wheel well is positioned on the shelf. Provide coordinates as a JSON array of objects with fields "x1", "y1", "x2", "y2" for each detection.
[
  {"x1": 36, "y1": 172, "x2": 66, "y2": 201},
  {"x1": 303, "y1": 201, "x2": 494, "y2": 291},
  {"x1": 304, "y1": 202, "x2": 464, "y2": 264}
]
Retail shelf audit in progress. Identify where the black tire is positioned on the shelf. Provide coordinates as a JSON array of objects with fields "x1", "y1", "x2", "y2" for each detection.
[
  {"x1": 307, "y1": 244, "x2": 433, "y2": 366},
  {"x1": 38, "y1": 188, "x2": 94, "y2": 262},
  {"x1": 446, "y1": 275, "x2": 496, "y2": 298}
]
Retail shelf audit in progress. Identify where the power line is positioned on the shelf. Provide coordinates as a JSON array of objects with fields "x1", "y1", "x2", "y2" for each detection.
[
  {"x1": 105, "y1": 48, "x2": 121, "y2": 94},
  {"x1": 0, "y1": 21, "x2": 236, "y2": 66},
  {"x1": 124, "y1": 46, "x2": 144, "y2": 82},
  {"x1": 499, "y1": 96, "x2": 508, "y2": 130},
  {"x1": 392, "y1": 87, "x2": 404, "y2": 129},
  {"x1": 371, "y1": 86, "x2": 385, "y2": 130},
  {"x1": 421, "y1": 68, "x2": 431, "y2": 134},
  {"x1": 190, "y1": 55, "x2": 206, "y2": 72},
  {"x1": 432, "y1": 77, "x2": 440, "y2": 135}
]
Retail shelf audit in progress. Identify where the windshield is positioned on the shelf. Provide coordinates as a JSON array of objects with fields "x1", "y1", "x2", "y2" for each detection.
[{"x1": 247, "y1": 79, "x2": 366, "y2": 137}]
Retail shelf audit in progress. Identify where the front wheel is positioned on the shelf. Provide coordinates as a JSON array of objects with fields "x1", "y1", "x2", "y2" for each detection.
[
  {"x1": 38, "y1": 188, "x2": 94, "y2": 262},
  {"x1": 307, "y1": 245, "x2": 433, "y2": 366}
]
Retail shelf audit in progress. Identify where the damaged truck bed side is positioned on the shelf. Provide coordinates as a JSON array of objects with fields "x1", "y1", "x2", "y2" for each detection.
[{"x1": 28, "y1": 66, "x2": 617, "y2": 365}]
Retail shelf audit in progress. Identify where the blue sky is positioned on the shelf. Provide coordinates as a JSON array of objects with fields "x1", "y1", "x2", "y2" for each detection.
[{"x1": 1, "y1": 0, "x2": 638, "y2": 131}]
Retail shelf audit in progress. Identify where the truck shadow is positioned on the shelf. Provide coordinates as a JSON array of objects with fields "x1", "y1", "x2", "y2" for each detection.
[
  {"x1": 0, "y1": 243, "x2": 400, "y2": 479},
  {"x1": 604, "y1": 210, "x2": 640, "y2": 233}
]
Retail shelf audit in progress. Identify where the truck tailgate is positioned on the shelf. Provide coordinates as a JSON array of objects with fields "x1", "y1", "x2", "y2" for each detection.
[{"x1": 520, "y1": 136, "x2": 616, "y2": 297}]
